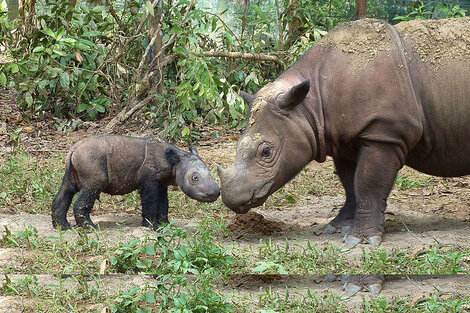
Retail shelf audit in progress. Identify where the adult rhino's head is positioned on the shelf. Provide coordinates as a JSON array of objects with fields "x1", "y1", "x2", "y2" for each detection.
[
  {"x1": 166, "y1": 147, "x2": 220, "y2": 202},
  {"x1": 218, "y1": 80, "x2": 317, "y2": 213}
]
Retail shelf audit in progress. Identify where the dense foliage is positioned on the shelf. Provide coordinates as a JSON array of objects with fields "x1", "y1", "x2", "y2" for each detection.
[{"x1": 0, "y1": 0, "x2": 467, "y2": 139}]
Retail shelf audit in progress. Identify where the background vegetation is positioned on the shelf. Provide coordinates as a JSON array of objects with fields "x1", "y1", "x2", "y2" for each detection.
[
  {"x1": 1, "y1": 0, "x2": 467, "y2": 140},
  {"x1": 1, "y1": 1, "x2": 470, "y2": 312}
]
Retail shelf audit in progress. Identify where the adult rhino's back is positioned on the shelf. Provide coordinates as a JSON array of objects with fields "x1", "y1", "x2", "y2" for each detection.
[
  {"x1": 310, "y1": 18, "x2": 470, "y2": 177},
  {"x1": 396, "y1": 18, "x2": 470, "y2": 176}
]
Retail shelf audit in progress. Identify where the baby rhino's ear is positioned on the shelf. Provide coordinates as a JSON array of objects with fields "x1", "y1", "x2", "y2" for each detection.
[
  {"x1": 165, "y1": 148, "x2": 180, "y2": 166},
  {"x1": 189, "y1": 147, "x2": 199, "y2": 156}
]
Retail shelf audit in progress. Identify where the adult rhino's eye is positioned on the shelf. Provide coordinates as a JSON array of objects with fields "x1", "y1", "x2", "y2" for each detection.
[
  {"x1": 261, "y1": 146, "x2": 272, "y2": 158},
  {"x1": 192, "y1": 174, "x2": 199, "y2": 182}
]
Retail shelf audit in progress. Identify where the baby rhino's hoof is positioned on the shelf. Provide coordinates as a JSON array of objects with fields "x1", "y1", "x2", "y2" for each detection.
[
  {"x1": 142, "y1": 218, "x2": 169, "y2": 230},
  {"x1": 52, "y1": 220, "x2": 71, "y2": 230}
]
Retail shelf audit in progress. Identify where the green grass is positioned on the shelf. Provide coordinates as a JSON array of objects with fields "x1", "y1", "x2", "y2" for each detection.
[
  {"x1": 395, "y1": 173, "x2": 436, "y2": 190},
  {"x1": 2, "y1": 151, "x2": 470, "y2": 312},
  {"x1": 230, "y1": 238, "x2": 470, "y2": 275},
  {"x1": 0, "y1": 151, "x2": 63, "y2": 214}
]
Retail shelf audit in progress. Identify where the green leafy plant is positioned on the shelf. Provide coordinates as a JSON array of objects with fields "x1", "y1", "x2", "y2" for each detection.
[
  {"x1": 156, "y1": 275, "x2": 234, "y2": 313},
  {"x1": 2, "y1": 275, "x2": 40, "y2": 297},
  {"x1": 109, "y1": 286, "x2": 156, "y2": 313},
  {"x1": 1, "y1": 225, "x2": 40, "y2": 249},
  {"x1": 153, "y1": 220, "x2": 233, "y2": 276},
  {"x1": 109, "y1": 238, "x2": 155, "y2": 274},
  {"x1": 253, "y1": 261, "x2": 288, "y2": 275}
]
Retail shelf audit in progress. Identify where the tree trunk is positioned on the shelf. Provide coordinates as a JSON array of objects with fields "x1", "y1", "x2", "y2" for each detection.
[
  {"x1": 24, "y1": 0, "x2": 36, "y2": 36},
  {"x1": 148, "y1": 0, "x2": 164, "y2": 93},
  {"x1": 287, "y1": 0, "x2": 300, "y2": 46},
  {"x1": 356, "y1": 0, "x2": 367, "y2": 19},
  {"x1": 7, "y1": 0, "x2": 19, "y2": 21}
]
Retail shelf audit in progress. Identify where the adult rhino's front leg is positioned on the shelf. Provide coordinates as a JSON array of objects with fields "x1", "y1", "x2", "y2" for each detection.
[
  {"x1": 325, "y1": 157, "x2": 357, "y2": 236},
  {"x1": 346, "y1": 141, "x2": 403, "y2": 246}
]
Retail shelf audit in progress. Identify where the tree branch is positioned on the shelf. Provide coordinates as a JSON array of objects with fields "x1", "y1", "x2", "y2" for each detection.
[
  {"x1": 105, "y1": 0, "x2": 126, "y2": 33},
  {"x1": 201, "y1": 51, "x2": 285, "y2": 68}
]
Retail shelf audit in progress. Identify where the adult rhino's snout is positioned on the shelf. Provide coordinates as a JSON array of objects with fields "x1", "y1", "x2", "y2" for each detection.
[{"x1": 217, "y1": 164, "x2": 256, "y2": 214}]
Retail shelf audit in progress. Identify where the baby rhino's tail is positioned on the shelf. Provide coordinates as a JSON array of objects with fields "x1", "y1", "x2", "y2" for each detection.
[{"x1": 51, "y1": 147, "x2": 78, "y2": 229}]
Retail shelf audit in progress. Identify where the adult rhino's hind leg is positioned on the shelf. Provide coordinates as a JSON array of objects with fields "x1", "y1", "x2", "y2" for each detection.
[
  {"x1": 346, "y1": 142, "x2": 403, "y2": 246},
  {"x1": 51, "y1": 177, "x2": 76, "y2": 229},
  {"x1": 325, "y1": 157, "x2": 357, "y2": 236},
  {"x1": 73, "y1": 189, "x2": 100, "y2": 228}
]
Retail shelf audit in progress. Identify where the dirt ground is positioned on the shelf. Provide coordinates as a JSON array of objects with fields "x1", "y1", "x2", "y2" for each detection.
[{"x1": 1, "y1": 89, "x2": 470, "y2": 311}]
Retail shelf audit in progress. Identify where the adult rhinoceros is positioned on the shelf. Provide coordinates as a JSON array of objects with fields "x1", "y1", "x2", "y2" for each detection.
[{"x1": 218, "y1": 18, "x2": 470, "y2": 246}]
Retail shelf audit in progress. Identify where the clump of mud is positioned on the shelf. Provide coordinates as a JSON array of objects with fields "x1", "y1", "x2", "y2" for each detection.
[
  {"x1": 318, "y1": 18, "x2": 394, "y2": 70},
  {"x1": 396, "y1": 17, "x2": 470, "y2": 67},
  {"x1": 227, "y1": 211, "x2": 286, "y2": 236}
]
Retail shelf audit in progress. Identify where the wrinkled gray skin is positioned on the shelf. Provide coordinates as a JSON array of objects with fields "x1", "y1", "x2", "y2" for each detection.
[
  {"x1": 52, "y1": 135, "x2": 219, "y2": 230},
  {"x1": 219, "y1": 18, "x2": 470, "y2": 248}
]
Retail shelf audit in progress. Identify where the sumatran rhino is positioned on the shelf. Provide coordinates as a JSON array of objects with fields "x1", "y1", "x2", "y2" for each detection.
[
  {"x1": 52, "y1": 135, "x2": 219, "y2": 230},
  {"x1": 218, "y1": 18, "x2": 470, "y2": 247}
]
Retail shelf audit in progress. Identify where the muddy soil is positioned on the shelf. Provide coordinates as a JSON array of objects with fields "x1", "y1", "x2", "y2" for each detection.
[{"x1": 1, "y1": 92, "x2": 470, "y2": 310}]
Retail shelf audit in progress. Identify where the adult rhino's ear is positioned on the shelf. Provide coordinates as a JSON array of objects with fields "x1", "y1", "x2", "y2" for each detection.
[
  {"x1": 277, "y1": 80, "x2": 310, "y2": 110},
  {"x1": 189, "y1": 147, "x2": 198, "y2": 156},
  {"x1": 240, "y1": 91, "x2": 255, "y2": 109},
  {"x1": 165, "y1": 148, "x2": 180, "y2": 166}
]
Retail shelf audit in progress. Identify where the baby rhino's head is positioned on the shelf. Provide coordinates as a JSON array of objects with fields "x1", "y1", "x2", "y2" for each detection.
[{"x1": 166, "y1": 147, "x2": 220, "y2": 202}]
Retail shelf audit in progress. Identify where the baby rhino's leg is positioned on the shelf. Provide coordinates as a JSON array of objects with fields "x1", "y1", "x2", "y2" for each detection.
[
  {"x1": 52, "y1": 176, "x2": 76, "y2": 229},
  {"x1": 73, "y1": 189, "x2": 100, "y2": 228},
  {"x1": 139, "y1": 180, "x2": 160, "y2": 229},
  {"x1": 157, "y1": 184, "x2": 169, "y2": 224}
]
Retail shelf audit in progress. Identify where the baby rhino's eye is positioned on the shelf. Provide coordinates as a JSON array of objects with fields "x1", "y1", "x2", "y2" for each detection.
[{"x1": 192, "y1": 174, "x2": 199, "y2": 182}]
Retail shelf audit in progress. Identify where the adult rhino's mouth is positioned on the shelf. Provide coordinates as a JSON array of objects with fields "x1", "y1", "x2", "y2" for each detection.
[
  {"x1": 219, "y1": 170, "x2": 275, "y2": 214},
  {"x1": 235, "y1": 193, "x2": 270, "y2": 214}
]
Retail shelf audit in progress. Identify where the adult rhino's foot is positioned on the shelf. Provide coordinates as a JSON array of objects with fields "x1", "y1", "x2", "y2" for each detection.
[
  {"x1": 342, "y1": 275, "x2": 384, "y2": 294},
  {"x1": 345, "y1": 223, "x2": 383, "y2": 246},
  {"x1": 324, "y1": 217, "x2": 353, "y2": 235},
  {"x1": 345, "y1": 234, "x2": 383, "y2": 247}
]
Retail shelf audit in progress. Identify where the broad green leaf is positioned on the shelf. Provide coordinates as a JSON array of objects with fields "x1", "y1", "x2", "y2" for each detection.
[
  {"x1": 83, "y1": 31, "x2": 102, "y2": 38},
  {"x1": 61, "y1": 38, "x2": 76, "y2": 44},
  {"x1": 144, "y1": 292, "x2": 156, "y2": 303},
  {"x1": 10, "y1": 64, "x2": 19, "y2": 73},
  {"x1": 44, "y1": 28, "x2": 56, "y2": 38},
  {"x1": 96, "y1": 104, "x2": 106, "y2": 113},
  {"x1": 32, "y1": 46, "x2": 45, "y2": 53},
  {"x1": 181, "y1": 127, "x2": 190, "y2": 137},
  {"x1": 25, "y1": 92, "x2": 33, "y2": 105},
  {"x1": 92, "y1": 6, "x2": 104, "y2": 13},
  {"x1": 0, "y1": 72, "x2": 6, "y2": 86},
  {"x1": 59, "y1": 72, "x2": 70, "y2": 89},
  {"x1": 53, "y1": 49, "x2": 67, "y2": 57},
  {"x1": 19, "y1": 65, "x2": 28, "y2": 75},
  {"x1": 145, "y1": 1, "x2": 154, "y2": 16},
  {"x1": 56, "y1": 27, "x2": 65, "y2": 41},
  {"x1": 38, "y1": 80, "x2": 49, "y2": 90}
]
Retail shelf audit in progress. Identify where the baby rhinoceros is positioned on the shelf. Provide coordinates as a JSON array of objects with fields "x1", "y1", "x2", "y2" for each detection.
[{"x1": 51, "y1": 135, "x2": 220, "y2": 230}]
